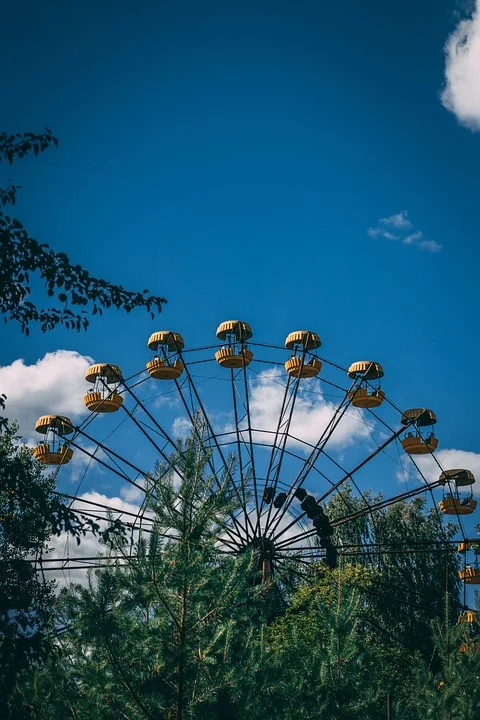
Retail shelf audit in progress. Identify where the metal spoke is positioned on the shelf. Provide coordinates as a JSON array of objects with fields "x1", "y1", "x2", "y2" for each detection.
[
  {"x1": 35, "y1": 333, "x2": 463, "y2": 598},
  {"x1": 276, "y1": 480, "x2": 445, "y2": 551},
  {"x1": 265, "y1": 379, "x2": 357, "y2": 539},
  {"x1": 170, "y1": 363, "x2": 254, "y2": 544}
]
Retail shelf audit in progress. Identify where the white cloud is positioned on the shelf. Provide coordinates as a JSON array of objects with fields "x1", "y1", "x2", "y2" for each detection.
[
  {"x1": 441, "y1": 1, "x2": 480, "y2": 130},
  {"x1": 382, "y1": 211, "x2": 413, "y2": 230},
  {"x1": 72, "y1": 491, "x2": 148, "y2": 521},
  {"x1": 172, "y1": 416, "x2": 192, "y2": 440},
  {"x1": 0, "y1": 351, "x2": 93, "y2": 442},
  {"x1": 120, "y1": 484, "x2": 147, "y2": 503},
  {"x1": 152, "y1": 392, "x2": 180, "y2": 410},
  {"x1": 367, "y1": 211, "x2": 441, "y2": 253},
  {"x1": 417, "y1": 239, "x2": 442, "y2": 253},
  {"x1": 403, "y1": 231, "x2": 423, "y2": 245},
  {"x1": 245, "y1": 369, "x2": 370, "y2": 451}
]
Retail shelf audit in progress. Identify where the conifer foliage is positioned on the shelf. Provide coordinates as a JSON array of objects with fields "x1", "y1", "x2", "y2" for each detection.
[
  {"x1": 22, "y1": 428, "x2": 267, "y2": 719},
  {"x1": 5, "y1": 424, "x2": 480, "y2": 719}
]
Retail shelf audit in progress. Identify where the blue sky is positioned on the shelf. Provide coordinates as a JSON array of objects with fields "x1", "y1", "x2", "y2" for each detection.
[{"x1": 1, "y1": 0, "x2": 480, "y2": 570}]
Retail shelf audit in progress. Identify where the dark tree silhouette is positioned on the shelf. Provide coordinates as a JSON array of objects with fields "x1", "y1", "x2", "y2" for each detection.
[{"x1": 0, "y1": 128, "x2": 167, "y2": 335}]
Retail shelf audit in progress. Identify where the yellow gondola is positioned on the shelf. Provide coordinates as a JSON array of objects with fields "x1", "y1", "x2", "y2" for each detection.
[
  {"x1": 458, "y1": 610, "x2": 479, "y2": 652},
  {"x1": 400, "y1": 408, "x2": 438, "y2": 455},
  {"x1": 215, "y1": 320, "x2": 254, "y2": 368},
  {"x1": 32, "y1": 414, "x2": 74, "y2": 465},
  {"x1": 458, "y1": 536, "x2": 480, "y2": 584},
  {"x1": 146, "y1": 331, "x2": 185, "y2": 379},
  {"x1": 347, "y1": 361, "x2": 385, "y2": 408},
  {"x1": 458, "y1": 540, "x2": 479, "y2": 553},
  {"x1": 459, "y1": 566, "x2": 480, "y2": 584},
  {"x1": 458, "y1": 611, "x2": 478, "y2": 624},
  {"x1": 459, "y1": 642, "x2": 478, "y2": 653},
  {"x1": 439, "y1": 469, "x2": 476, "y2": 515},
  {"x1": 284, "y1": 330, "x2": 322, "y2": 378},
  {"x1": 84, "y1": 363, "x2": 124, "y2": 412}
]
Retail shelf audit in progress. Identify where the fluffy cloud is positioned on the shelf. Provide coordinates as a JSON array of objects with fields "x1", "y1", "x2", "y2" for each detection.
[
  {"x1": 380, "y1": 211, "x2": 413, "y2": 230},
  {"x1": 367, "y1": 211, "x2": 441, "y2": 253},
  {"x1": 172, "y1": 416, "x2": 192, "y2": 440},
  {"x1": 0, "y1": 350, "x2": 93, "y2": 442},
  {"x1": 441, "y1": 1, "x2": 480, "y2": 130},
  {"x1": 120, "y1": 484, "x2": 147, "y2": 503},
  {"x1": 245, "y1": 369, "x2": 370, "y2": 451}
]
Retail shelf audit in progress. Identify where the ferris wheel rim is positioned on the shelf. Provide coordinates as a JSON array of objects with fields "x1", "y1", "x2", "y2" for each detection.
[{"x1": 30, "y1": 329, "x2": 475, "y2": 584}]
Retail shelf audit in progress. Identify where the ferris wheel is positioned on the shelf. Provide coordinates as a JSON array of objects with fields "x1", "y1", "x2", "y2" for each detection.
[{"x1": 31, "y1": 320, "x2": 479, "y2": 599}]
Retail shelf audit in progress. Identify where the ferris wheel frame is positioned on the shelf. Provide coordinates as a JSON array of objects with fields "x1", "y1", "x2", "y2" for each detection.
[{"x1": 29, "y1": 322, "x2": 479, "y2": 602}]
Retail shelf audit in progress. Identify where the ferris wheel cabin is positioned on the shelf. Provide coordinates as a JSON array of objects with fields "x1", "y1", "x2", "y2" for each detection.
[
  {"x1": 284, "y1": 330, "x2": 322, "y2": 378},
  {"x1": 459, "y1": 566, "x2": 480, "y2": 585},
  {"x1": 32, "y1": 414, "x2": 74, "y2": 465},
  {"x1": 439, "y1": 469, "x2": 477, "y2": 515},
  {"x1": 146, "y1": 331, "x2": 185, "y2": 379},
  {"x1": 215, "y1": 320, "x2": 254, "y2": 368},
  {"x1": 84, "y1": 363, "x2": 124, "y2": 412},
  {"x1": 400, "y1": 408, "x2": 438, "y2": 454},
  {"x1": 458, "y1": 540, "x2": 480, "y2": 554},
  {"x1": 347, "y1": 360, "x2": 385, "y2": 408},
  {"x1": 458, "y1": 611, "x2": 479, "y2": 653},
  {"x1": 457, "y1": 538, "x2": 480, "y2": 585}
]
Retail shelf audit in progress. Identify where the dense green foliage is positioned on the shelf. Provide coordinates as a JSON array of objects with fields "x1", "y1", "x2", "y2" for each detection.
[
  {"x1": 0, "y1": 418, "x2": 128, "y2": 716},
  {"x1": 328, "y1": 486, "x2": 461, "y2": 663},
  {"x1": 0, "y1": 422, "x2": 56, "y2": 713},
  {"x1": 2, "y1": 427, "x2": 478, "y2": 719}
]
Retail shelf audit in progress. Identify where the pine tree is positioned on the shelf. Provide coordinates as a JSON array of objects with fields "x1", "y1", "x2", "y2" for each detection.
[
  {"x1": 328, "y1": 487, "x2": 461, "y2": 664},
  {"x1": 0, "y1": 418, "x2": 127, "y2": 719},
  {"x1": 12, "y1": 430, "x2": 472, "y2": 719},
  {"x1": 264, "y1": 562, "x2": 386, "y2": 720},
  {"x1": 396, "y1": 621, "x2": 480, "y2": 719},
  {"x1": 25, "y1": 425, "x2": 268, "y2": 719}
]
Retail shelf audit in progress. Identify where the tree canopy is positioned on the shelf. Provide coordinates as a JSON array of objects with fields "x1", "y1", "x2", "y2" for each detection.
[
  {"x1": 4, "y1": 425, "x2": 478, "y2": 720},
  {"x1": 0, "y1": 129, "x2": 167, "y2": 335}
]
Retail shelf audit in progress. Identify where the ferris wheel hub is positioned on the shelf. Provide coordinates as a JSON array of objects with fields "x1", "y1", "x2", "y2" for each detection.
[{"x1": 246, "y1": 535, "x2": 276, "y2": 558}]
